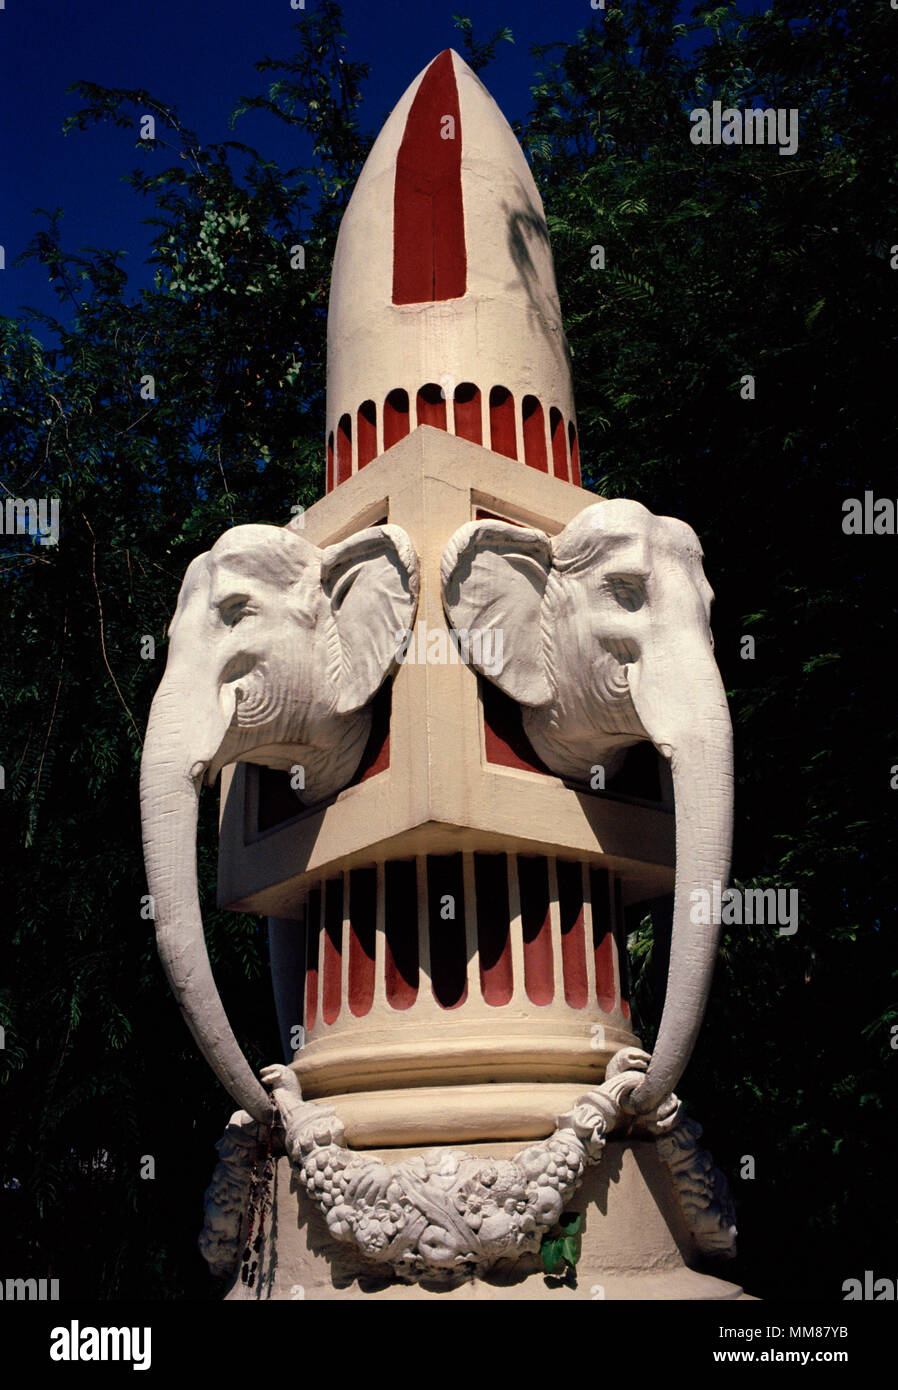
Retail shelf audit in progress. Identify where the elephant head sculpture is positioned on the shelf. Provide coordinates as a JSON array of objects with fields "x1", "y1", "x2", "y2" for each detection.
[
  {"x1": 140, "y1": 521, "x2": 419, "y2": 1121},
  {"x1": 441, "y1": 498, "x2": 733, "y2": 1114}
]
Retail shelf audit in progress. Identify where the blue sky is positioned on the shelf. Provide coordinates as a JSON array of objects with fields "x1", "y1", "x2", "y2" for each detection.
[
  {"x1": 0, "y1": 0, "x2": 608, "y2": 324},
  {"x1": 1, "y1": 0, "x2": 775, "y2": 327}
]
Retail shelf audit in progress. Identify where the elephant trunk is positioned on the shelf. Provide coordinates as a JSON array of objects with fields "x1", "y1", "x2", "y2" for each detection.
[
  {"x1": 624, "y1": 634, "x2": 733, "y2": 1115},
  {"x1": 140, "y1": 678, "x2": 271, "y2": 1122}
]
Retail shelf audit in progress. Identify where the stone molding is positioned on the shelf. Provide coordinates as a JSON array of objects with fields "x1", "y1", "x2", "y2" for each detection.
[{"x1": 199, "y1": 1047, "x2": 737, "y2": 1284}]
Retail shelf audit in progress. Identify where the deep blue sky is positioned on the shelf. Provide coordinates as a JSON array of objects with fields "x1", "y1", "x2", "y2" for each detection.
[
  {"x1": 1, "y1": 0, "x2": 774, "y2": 329},
  {"x1": 0, "y1": 0, "x2": 612, "y2": 326}
]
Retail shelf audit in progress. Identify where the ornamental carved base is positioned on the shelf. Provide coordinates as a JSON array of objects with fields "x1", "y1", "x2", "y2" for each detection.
[{"x1": 200, "y1": 1048, "x2": 737, "y2": 1290}]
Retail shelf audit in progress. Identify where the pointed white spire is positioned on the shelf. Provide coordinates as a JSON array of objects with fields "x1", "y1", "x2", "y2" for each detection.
[{"x1": 325, "y1": 50, "x2": 578, "y2": 488}]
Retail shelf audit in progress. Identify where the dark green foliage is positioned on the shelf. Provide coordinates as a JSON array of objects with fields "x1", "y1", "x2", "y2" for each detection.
[
  {"x1": 541, "y1": 1209, "x2": 582, "y2": 1276},
  {"x1": 451, "y1": 12, "x2": 514, "y2": 74},
  {"x1": 2, "y1": 1, "x2": 895, "y2": 1299},
  {"x1": 526, "y1": 0, "x2": 896, "y2": 1300},
  {"x1": 0, "y1": 1, "x2": 364, "y2": 1298}
]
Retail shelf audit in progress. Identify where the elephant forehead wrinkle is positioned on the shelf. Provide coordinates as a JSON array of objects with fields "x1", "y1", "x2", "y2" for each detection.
[
  {"x1": 555, "y1": 523, "x2": 650, "y2": 573},
  {"x1": 210, "y1": 524, "x2": 318, "y2": 580}
]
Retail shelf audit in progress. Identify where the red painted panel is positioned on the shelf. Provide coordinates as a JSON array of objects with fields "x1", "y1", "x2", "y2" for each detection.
[
  {"x1": 326, "y1": 433, "x2": 334, "y2": 494},
  {"x1": 557, "y1": 859, "x2": 588, "y2": 1008},
  {"x1": 322, "y1": 877, "x2": 343, "y2": 1025},
  {"x1": 336, "y1": 413, "x2": 352, "y2": 485},
  {"x1": 304, "y1": 888, "x2": 321, "y2": 1031},
  {"x1": 384, "y1": 389, "x2": 410, "y2": 450},
  {"x1": 393, "y1": 50, "x2": 466, "y2": 304},
  {"x1": 481, "y1": 677, "x2": 551, "y2": 774},
  {"x1": 417, "y1": 382, "x2": 447, "y2": 430},
  {"x1": 474, "y1": 853, "x2": 513, "y2": 1006},
  {"x1": 361, "y1": 731, "x2": 389, "y2": 781},
  {"x1": 550, "y1": 407, "x2": 568, "y2": 480},
  {"x1": 522, "y1": 395, "x2": 548, "y2": 473},
  {"x1": 489, "y1": 386, "x2": 517, "y2": 459},
  {"x1": 357, "y1": 400, "x2": 377, "y2": 469},
  {"x1": 348, "y1": 867, "x2": 377, "y2": 1018},
  {"x1": 569, "y1": 421, "x2": 581, "y2": 486},
  {"x1": 454, "y1": 382, "x2": 481, "y2": 444},
  {"x1": 590, "y1": 867, "x2": 617, "y2": 1013},
  {"x1": 384, "y1": 860, "x2": 419, "y2": 1009},
  {"x1": 354, "y1": 678, "x2": 391, "y2": 784},
  {"x1": 518, "y1": 855, "x2": 554, "y2": 1005}
]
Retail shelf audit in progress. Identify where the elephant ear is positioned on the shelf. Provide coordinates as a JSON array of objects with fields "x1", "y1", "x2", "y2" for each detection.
[
  {"x1": 440, "y1": 520, "x2": 553, "y2": 706},
  {"x1": 321, "y1": 524, "x2": 419, "y2": 715}
]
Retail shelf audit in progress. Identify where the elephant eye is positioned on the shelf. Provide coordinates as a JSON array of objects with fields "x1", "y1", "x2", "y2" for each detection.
[
  {"x1": 218, "y1": 595, "x2": 253, "y2": 627},
  {"x1": 606, "y1": 574, "x2": 646, "y2": 611}
]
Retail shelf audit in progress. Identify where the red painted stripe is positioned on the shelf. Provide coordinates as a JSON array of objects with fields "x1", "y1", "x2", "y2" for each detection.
[
  {"x1": 590, "y1": 867, "x2": 617, "y2": 1013},
  {"x1": 393, "y1": 50, "x2": 466, "y2": 304},
  {"x1": 336, "y1": 414, "x2": 352, "y2": 485},
  {"x1": 489, "y1": 386, "x2": 517, "y2": 459},
  {"x1": 348, "y1": 867, "x2": 376, "y2": 1018},
  {"x1": 322, "y1": 878, "x2": 343, "y2": 1025},
  {"x1": 474, "y1": 853, "x2": 513, "y2": 1006},
  {"x1": 383, "y1": 388, "x2": 410, "y2": 450},
  {"x1": 384, "y1": 860, "x2": 419, "y2": 1009},
  {"x1": 304, "y1": 888, "x2": 321, "y2": 1031},
  {"x1": 417, "y1": 383, "x2": 447, "y2": 430},
  {"x1": 357, "y1": 400, "x2": 377, "y2": 469},
  {"x1": 550, "y1": 407, "x2": 568, "y2": 480},
  {"x1": 518, "y1": 856, "x2": 554, "y2": 1005},
  {"x1": 557, "y1": 859, "x2": 588, "y2": 1008},
  {"x1": 569, "y1": 422, "x2": 581, "y2": 486},
  {"x1": 453, "y1": 382, "x2": 481, "y2": 444},
  {"x1": 522, "y1": 396, "x2": 548, "y2": 472}
]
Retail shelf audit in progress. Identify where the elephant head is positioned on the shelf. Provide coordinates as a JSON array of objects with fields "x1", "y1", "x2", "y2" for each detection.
[
  {"x1": 441, "y1": 499, "x2": 732, "y2": 1113},
  {"x1": 140, "y1": 521, "x2": 419, "y2": 1121}
]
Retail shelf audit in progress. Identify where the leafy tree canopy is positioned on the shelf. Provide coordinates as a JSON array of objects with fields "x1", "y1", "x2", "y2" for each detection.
[{"x1": 1, "y1": 0, "x2": 894, "y2": 1298}]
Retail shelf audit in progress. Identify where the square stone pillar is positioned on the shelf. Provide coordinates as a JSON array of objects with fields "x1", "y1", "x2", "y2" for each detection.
[{"x1": 218, "y1": 429, "x2": 675, "y2": 1145}]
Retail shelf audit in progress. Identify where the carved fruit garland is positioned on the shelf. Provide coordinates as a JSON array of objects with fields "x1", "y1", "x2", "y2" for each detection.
[
  {"x1": 252, "y1": 1048, "x2": 731, "y2": 1282},
  {"x1": 200, "y1": 1047, "x2": 736, "y2": 1284}
]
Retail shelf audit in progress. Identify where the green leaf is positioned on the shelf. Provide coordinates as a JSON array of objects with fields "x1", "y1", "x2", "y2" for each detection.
[
  {"x1": 541, "y1": 1237, "x2": 563, "y2": 1273},
  {"x1": 560, "y1": 1236, "x2": 579, "y2": 1267}
]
